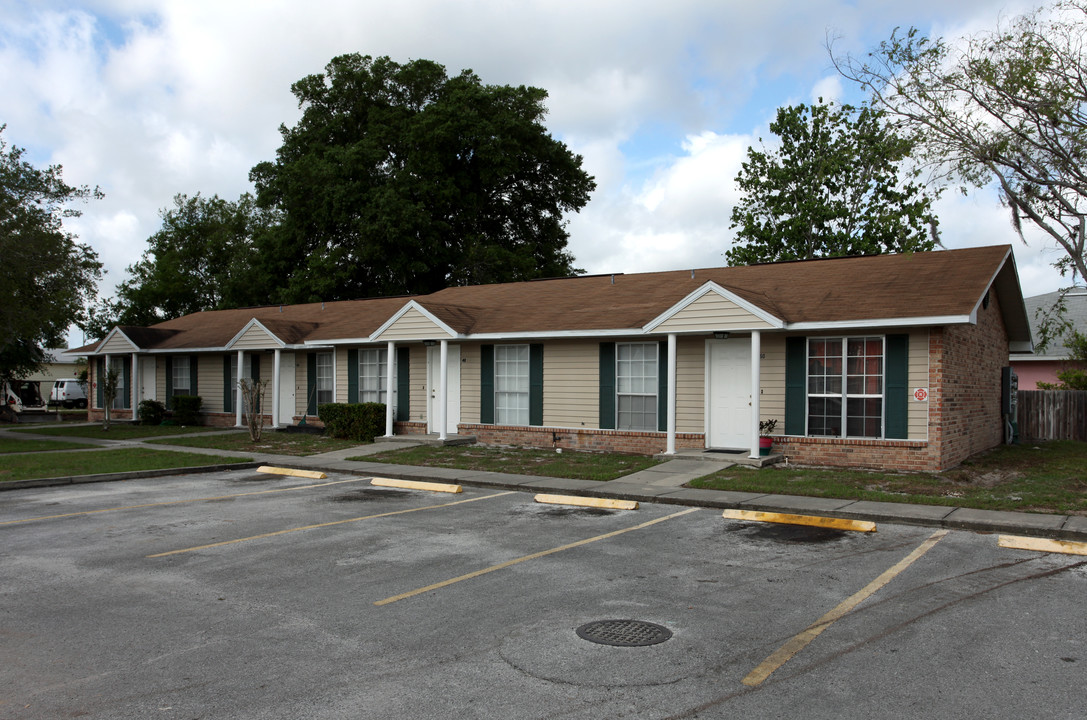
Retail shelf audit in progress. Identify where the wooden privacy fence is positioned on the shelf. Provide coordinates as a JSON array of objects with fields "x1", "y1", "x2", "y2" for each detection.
[{"x1": 1016, "y1": 390, "x2": 1087, "y2": 442}]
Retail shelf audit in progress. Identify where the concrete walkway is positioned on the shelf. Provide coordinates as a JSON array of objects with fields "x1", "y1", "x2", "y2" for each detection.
[{"x1": 2, "y1": 427, "x2": 1085, "y2": 542}]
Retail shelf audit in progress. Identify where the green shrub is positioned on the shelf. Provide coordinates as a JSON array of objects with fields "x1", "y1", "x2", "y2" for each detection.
[
  {"x1": 172, "y1": 395, "x2": 203, "y2": 426},
  {"x1": 319, "y1": 402, "x2": 385, "y2": 442},
  {"x1": 138, "y1": 399, "x2": 167, "y2": 426}
]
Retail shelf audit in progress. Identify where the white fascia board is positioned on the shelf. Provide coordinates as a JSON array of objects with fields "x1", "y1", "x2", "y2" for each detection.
[
  {"x1": 88, "y1": 327, "x2": 139, "y2": 354},
  {"x1": 369, "y1": 300, "x2": 458, "y2": 340},
  {"x1": 786, "y1": 315, "x2": 972, "y2": 332},
  {"x1": 642, "y1": 281, "x2": 785, "y2": 332},
  {"x1": 224, "y1": 318, "x2": 287, "y2": 350},
  {"x1": 1011, "y1": 348, "x2": 1058, "y2": 357},
  {"x1": 316, "y1": 337, "x2": 379, "y2": 346},
  {"x1": 463, "y1": 328, "x2": 646, "y2": 341},
  {"x1": 970, "y1": 247, "x2": 1014, "y2": 322}
]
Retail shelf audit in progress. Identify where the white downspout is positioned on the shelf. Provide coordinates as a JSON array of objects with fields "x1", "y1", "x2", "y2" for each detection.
[{"x1": 131, "y1": 352, "x2": 140, "y2": 421}]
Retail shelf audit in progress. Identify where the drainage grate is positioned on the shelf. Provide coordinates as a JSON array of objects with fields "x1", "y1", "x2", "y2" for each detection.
[{"x1": 575, "y1": 619, "x2": 672, "y2": 647}]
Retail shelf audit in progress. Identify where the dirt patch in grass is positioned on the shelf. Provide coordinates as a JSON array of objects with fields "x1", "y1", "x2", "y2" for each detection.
[{"x1": 153, "y1": 431, "x2": 365, "y2": 456}]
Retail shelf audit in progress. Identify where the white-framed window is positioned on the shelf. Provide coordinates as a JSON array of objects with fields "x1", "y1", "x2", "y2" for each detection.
[
  {"x1": 616, "y1": 342, "x2": 657, "y2": 431},
  {"x1": 316, "y1": 352, "x2": 334, "y2": 405},
  {"x1": 109, "y1": 357, "x2": 127, "y2": 410},
  {"x1": 495, "y1": 344, "x2": 529, "y2": 425},
  {"x1": 807, "y1": 336, "x2": 884, "y2": 438},
  {"x1": 172, "y1": 356, "x2": 191, "y2": 396},
  {"x1": 359, "y1": 348, "x2": 388, "y2": 404}
]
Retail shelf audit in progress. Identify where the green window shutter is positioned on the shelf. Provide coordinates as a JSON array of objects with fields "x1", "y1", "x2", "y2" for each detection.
[
  {"x1": 529, "y1": 344, "x2": 544, "y2": 427},
  {"x1": 307, "y1": 352, "x2": 318, "y2": 415},
  {"x1": 96, "y1": 358, "x2": 104, "y2": 408},
  {"x1": 347, "y1": 349, "x2": 359, "y2": 404},
  {"x1": 657, "y1": 340, "x2": 668, "y2": 432},
  {"x1": 885, "y1": 334, "x2": 909, "y2": 439},
  {"x1": 396, "y1": 347, "x2": 410, "y2": 422},
  {"x1": 223, "y1": 355, "x2": 233, "y2": 414},
  {"x1": 480, "y1": 344, "x2": 495, "y2": 424},
  {"x1": 599, "y1": 342, "x2": 616, "y2": 430},
  {"x1": 190, "y1": 355, "x2": 199, "y2": 398},
  {"x1": 785, "y1": 337, "x2": 807, "y2": 435},
  {"x1": 122, "y1": 358, "x2": 132, "y2": 409},
  {"x1": 165, "y1": 357, "x2": 173, "y2": 408}
]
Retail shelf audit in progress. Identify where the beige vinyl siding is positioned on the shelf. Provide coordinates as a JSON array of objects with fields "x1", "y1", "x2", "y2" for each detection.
[
  {"x1": 542, "y1": 340, "x2": 600, "y2": 428},
  {"x1": 156, "y1": 357, "x2": 167, "y2": 402},
  {"x1": 376, "y1": 307, "x2": 449, "y2": 341},
  {"x1": 655, "y1": 292, "x2": 776, "y2": 333},
  {"x1": 296, "y1": 351, "x2": 310, "y2": 417},
  {"x1": 200, "y1": 354, "x2": 226, "y2": 413},
  {"x1": 908, "y1": 328, "x2": 930, "y2": 440},
  {"x1": 100, "y1": 334, "x2": 137, "y2": 354},
  {"x1": 759, "y1": 335, "x2": 787, "y2": 426},
  {"x1": 460, "y1": 343, "x2": 481, "y2": 424},
  {"x1": 335, "y1": 347, "x2": 349, "y2": 403},
  {"x1": 408, "y1": 345, "x2": 427, "y2": 423},
  {"x1": 675, "y1": 337, "x2": 705, "y2": 433},
  {"x1": 231, "y1": 325, "x2": 278, "y2": 350}
]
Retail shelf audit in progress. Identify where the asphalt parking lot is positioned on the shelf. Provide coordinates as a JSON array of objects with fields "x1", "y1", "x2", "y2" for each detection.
[{"x1": 2, "y1": 470, "x2": 1085, "y2": 719}]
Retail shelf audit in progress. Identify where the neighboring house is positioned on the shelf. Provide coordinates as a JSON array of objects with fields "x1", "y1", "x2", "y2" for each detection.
[
  {"x1": 80, "y1": 245, "x2": 1030, "y2": 472},
  {"x1": 1010, "y1": 288, "x2": 1087, "y2": 389},
  {"x1": 28, "y1": 348, "x2": 84, "y2": 402}
]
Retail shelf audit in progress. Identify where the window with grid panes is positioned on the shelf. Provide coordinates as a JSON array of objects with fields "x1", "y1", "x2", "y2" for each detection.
[
  {"x1": 616, "y1": 342, "x2": 657, "y2": 431},
  {"x1": 360, "y1": 349, "x2": 388, "y2": 404},
  {"x1": 807, "y1": 336, "x2": 883, "y2": 437},
  {"x1": 495, "y1": 344, "x2": 529, "y2": 425},
  {"x1": 316, "y1": 352, "x2": 334, "y2": 405}
]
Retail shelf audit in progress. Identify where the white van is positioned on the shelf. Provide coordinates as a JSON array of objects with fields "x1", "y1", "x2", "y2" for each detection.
[{"x1": 50, "y1": 379, "x2": 88, "y2": 409}]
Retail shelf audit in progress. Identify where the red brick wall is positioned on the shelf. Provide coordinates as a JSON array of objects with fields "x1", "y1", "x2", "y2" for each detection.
[
  {"x1": 459, "y1": 423, "x2": 705, "y2": 455},
  {"x1": 773, "y1": 436, "x2": 937, "y2": 472},
  {"x1": 930, "y1": 292, "x2": 1008, "y2": 469}
]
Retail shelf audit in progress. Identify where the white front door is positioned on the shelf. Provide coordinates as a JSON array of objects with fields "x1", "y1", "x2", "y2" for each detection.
[
  {"x1": 279, "y1": 353, "x2": 296, "y2": 425},
  {"x1": 427, "y1": 344, "x2": 461, "y2": 434},
  {"x1": 140, "y1": 357, "x2": 156, "y2": 401},
  {"x1": 707, "y1": 338, "x2": 752, "y2": 449}
]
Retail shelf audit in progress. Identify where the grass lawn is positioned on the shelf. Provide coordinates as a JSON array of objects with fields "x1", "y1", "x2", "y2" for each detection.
[
  {"x1": 0, "y1": 448, "x2": 252, "y2": 483},
  {"x1": 690, "y1": 441, "x2": 1087, "y2": 514},
  {"x1": 357, "y1": 445, "x2": 662, "y2": 481},
  {"x1": 10, "y1": 425, "x2": 227, "y2": 440},
  {"x1": 0, "y1": 437, "x2": 98, "y2": 453},
  {"x1": 154, "y1": 431, "x2": 366, "y2": 456}
]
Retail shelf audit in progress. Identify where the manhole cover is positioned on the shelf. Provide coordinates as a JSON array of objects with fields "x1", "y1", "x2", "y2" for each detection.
[{"x1": 575, "y1": 619, "x2": 672, "y2": 647}]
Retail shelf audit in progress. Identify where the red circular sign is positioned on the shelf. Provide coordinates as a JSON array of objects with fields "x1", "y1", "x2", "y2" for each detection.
[{"x1": 914, "y1": 388, "x2": 928, "y2": 402}]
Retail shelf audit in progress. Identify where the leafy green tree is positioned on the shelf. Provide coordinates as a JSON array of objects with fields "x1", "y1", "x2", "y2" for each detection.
[
  {"x1": 726, "y1": 102, "x2": 938, "y2": 266},
  {"x1": 834, "y1": 0, "x2": 1087, "y2": 281},
  {"x1": 250, "y1": 54, "x2": 595, "y2": 301},
  {"x1": 0, "y1": 125, "x2": 102, "y2": 385}
]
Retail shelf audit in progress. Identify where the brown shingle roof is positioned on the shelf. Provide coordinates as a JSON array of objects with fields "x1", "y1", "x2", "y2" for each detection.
[{"x1": 88, "y1": 245, "x2": 1024, "y2": 351}]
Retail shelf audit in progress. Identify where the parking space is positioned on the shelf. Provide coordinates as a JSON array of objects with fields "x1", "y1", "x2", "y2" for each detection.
[{"x1": 2, "y1": 470, "x2": 1085, "y2": 719}]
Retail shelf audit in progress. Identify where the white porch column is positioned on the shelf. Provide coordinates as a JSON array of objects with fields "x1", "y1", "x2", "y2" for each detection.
[
  {"x1": 385, "y1": 341, "x2": 395, "y2": 437},
  {"x1": 131, "y1": 352, "x2": 140, "y2": 421},
  {"x1": 665, "y1": 333, "x2": 677, "y2": 455},
  {"x1": 438, "y1": 339, "x2": 449, "y2": 440},
  {"x1": 749, "y1": 330, "x2": 762, "y2": 460},
  {"x1": 272, "y1": 348, "x2": 282, "y2": 429},
  {"x1": 235, "y1": 350, "x2": 245, "y2": 427},
  {"x1": 102, "y1": 353, "x2": 111, "y2": 412}
]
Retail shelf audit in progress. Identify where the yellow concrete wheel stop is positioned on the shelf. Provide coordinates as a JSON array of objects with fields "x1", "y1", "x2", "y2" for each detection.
[
  {"x1": 371, "y1": 478, "x2": 463, "y2": 493},
  {"x1": 722, "y1": 508, "x2": 876, "y2": 533},
  {"x1": 256, "y1": 466, "x2": 327, "y2": 479},
  {"x1": 534, "y1": 494, "x2": 638, "y2": 510}
]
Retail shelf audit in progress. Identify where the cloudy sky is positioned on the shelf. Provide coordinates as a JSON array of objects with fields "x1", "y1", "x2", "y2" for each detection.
[{"x1": 2, "y1": 0, "x2": 1076, "y2": 344}]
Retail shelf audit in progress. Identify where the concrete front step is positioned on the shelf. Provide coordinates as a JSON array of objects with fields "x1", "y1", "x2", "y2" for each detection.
[
  {"x1": 661, "y1": 448, "x2": 785, "y2": 468},
  {"x1": 375, "y1": 433, "x2": 477, "y2": 447}
]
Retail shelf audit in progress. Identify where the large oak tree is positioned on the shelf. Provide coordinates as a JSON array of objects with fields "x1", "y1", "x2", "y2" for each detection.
[{"x1": 250, "y1": 54, "x2": 596, "y2": 302}]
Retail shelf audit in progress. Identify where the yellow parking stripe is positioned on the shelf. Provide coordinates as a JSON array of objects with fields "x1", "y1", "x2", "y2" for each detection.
[
  {"x1": 998, "y1": 535, "x2": 1087, "y2": 556},
  {"x1": 0, "y1": 477, "x2": 369, "y2": 527},
  {"x1": 374, "y1": 507, "x2": 699, "y2": 606},
  {"x1": 743, "y1": 529, "x2": 948, "y2": 687},
  {"x1": 147, "y1": 491, "x2": 516, "y2": 558}
]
